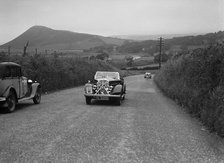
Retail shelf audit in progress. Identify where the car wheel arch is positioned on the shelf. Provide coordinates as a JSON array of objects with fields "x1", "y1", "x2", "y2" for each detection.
[
  {"x1": 31, "y1": 83, "x2": 41, "y2": 97},
  {"x1": 33, "y1": 86, "x2": 41, "y2": 104},
  {"x1": 112, "y1": 84, "x2": 123, "y2": 94},
  {"x1": 9, "y1": 88, "x2": 18, "y2": 103}
]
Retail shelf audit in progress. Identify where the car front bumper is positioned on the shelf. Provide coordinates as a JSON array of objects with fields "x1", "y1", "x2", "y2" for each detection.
[
  {"x1": 0, "y1": 97, "x2": 7, "y2": 107},
  {"x1": 84, "y1": 93, "x2": 121, "y2": 100},
  {"x1": 0, "y1": 97, "x2": 6, "y2": 102}
]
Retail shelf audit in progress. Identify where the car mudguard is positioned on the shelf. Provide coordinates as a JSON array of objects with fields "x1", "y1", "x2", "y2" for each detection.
[
  {"x1": 2, "y1": 86, "x2": 17, "y2": 97},
  {"x1": 112, "y1": 84, "x2": 122, "y2": 94},
  {"x1": 1, "y1": 86, "x2": 18, "y2": 103},
  {"x1": 123, "y1": 84, "x2": 126, "y2": 94},
  {"x1": 2, "y1": 86, "x2": 11, "y2": 97},
  {"x1": 30, "y1": 83, "x2": 41, "y2": 98}
]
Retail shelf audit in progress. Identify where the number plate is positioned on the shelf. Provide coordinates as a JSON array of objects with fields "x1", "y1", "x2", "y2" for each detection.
[{"x1": 97, "y1": 96, "x2": 109, "y2": 100}]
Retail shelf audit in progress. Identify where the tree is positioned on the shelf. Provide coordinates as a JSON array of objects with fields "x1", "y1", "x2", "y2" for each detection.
[
  {"x1": 23, "y1": 41, "x2": 29, "y2": 56},
  {"x1": 154, "y1": 53, "x2": 169, "y2": 63},
  {"x1": 89, "y1": 55, "x2": 96, "y2": 60},
  {"x1": 95, "y1": 52, "x2": 109, "y2": 60},
  {"x1": 126, "y1": 56, "x2": 134, "y2": 67}
]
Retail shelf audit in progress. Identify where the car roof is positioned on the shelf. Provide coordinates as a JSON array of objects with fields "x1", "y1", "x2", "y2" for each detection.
[
  {"x1": 0, "y1": 62, "x2": 21, "y2": 67},
  {"x1": 96, "y1": 71, "x2": 119, "y2": 73}
]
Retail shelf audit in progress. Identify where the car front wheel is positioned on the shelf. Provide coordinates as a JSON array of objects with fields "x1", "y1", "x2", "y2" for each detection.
[
  {"x1": 33, "y1": 87, "x2": 41, "y2": 104},
  {"x1": 6, "y1": 91, "x2": 16, "y2": 113},
  {"x1": 116, "y1": 97, "x2": 122, "y2": 106},
  {"x1": 122, "y1": 94, "x2": 125, "y2": 100},
  {"x1": 85, "y1": 97, "x2": 91, "y2": 105}
]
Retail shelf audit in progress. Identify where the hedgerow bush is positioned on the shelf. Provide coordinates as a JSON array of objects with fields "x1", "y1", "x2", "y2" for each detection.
[
  {"x1": 154, "y1": 44, "x2": 224, "y2": 136},
  {"x1": 0, "y1": 53, "x2": 117, "y2": 92}
]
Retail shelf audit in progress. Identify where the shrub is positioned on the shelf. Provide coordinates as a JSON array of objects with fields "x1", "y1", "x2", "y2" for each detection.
[
  {"x1": 154, "y1": 44, "x2": 224, "y2": 136},
  {"x1": 0, "y1": 54, "x2": 117, "y2": 92}
]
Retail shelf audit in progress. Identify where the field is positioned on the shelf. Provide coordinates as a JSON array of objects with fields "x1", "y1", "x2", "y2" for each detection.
[{"x1": 110, "y1": 53, "x2": 155, "y2": 69}]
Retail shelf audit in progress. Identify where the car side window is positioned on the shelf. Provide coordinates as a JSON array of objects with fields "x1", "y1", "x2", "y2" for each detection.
[
  {"x1": 11, "y1": 66, "x2": 21, "y2": 78},
  {"x1": 11, "y1": 67, "x2": 17, "y2": 77},
  {"x1": 3, "y1": 67, "x2": 11, "y2": 78},
  {"x1": 17, "y1": 67, "x2": 22, "y2": 77}
]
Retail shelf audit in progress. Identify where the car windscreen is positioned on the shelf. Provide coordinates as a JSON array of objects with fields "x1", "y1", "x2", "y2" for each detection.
[{"x1": 95, "y1": 72, "x2": 120, "y2": 80}]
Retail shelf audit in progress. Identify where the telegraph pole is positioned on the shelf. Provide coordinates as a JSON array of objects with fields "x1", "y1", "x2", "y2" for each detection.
[{"x1": 158, "y1": 37, "x2": 164, "y2": 69}]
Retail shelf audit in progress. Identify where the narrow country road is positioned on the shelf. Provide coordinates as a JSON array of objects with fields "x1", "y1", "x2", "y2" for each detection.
[{"x1": 0, "y1": 75, "x2": 224, "y2": 162}]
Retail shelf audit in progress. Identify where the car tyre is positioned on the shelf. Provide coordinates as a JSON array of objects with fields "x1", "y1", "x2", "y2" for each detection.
[
  {"x1": 86, "y1": 97, "x2": 91, "y2": 105},
  {"x1": 116, "y1": 97, "x2": 122, "y2": 106},
  {"x1": 123, "y1": 86, "x2": 126, "y2": 100},
  {"x1": 33, "y1": 87, "x2": 41, "y2": 104},
  {"x1": 122, "y1": 94, "x2": 125, "y2": 100},
  {"x1": 6, "y1": 91, "x2": 16, "y2": 113}
]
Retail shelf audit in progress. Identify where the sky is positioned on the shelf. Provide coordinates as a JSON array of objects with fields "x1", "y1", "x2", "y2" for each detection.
[{"x1": 0, "y1": 0, "x2": 224, "y2": 44}]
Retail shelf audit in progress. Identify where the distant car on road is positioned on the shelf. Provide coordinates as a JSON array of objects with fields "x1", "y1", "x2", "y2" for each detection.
[
  {"x1": 144, "y1": 72, "x2": 152, "y2": 79},
  {"x1": 84, "y1": 71, "x2": 126, "y2": 105},
  {"x1": 0, "y1": 62, "x2": 41, "y2": 112}
]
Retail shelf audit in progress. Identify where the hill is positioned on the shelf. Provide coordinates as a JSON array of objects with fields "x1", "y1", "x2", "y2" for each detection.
[
  {"x1": 116, "y1": 31, "x2": 224, "y2": 54},
  {"x1": 112, "y1": 33, "x2": 201, "y2": 41},
  {"x1": 0, "y1": 26, "x2": 125, "y2": 51}
]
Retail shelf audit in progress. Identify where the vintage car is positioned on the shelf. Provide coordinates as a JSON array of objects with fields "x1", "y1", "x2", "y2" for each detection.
[
  {"x1": 144, "y1": 72, "x2": 152, "y2": 79},
  {"x1": 0, "y1": 62, "x2": 41, "y2": 112},
  {"x1": 84, "y1": 71, "x2": 126, "y2": 105}
]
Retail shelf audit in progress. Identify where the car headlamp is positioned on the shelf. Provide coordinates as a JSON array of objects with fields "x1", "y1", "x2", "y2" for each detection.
[
  {"x1": 85, "y1": 86, "x2": 92, "y2": 94},
  {"x1": 85, "y1": 83, "x2": 93, "y2": 94},
  {"x1": 28, "y1": 79, "x2": 33, "y2": 83}
]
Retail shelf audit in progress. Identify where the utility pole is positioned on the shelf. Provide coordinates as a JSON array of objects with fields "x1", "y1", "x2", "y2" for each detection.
[{"x1": 158, "y1": 37, "x2": 164, "y2": 69}]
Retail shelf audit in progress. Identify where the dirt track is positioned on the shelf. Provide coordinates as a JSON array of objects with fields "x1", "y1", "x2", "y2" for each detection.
[{"x1": 0, "y1": 75, "x2": 224, "y2": 162}]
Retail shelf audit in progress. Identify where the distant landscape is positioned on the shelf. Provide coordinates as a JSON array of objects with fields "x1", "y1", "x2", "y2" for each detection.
[
  {"x1": 0, "y1": 26, "x2": 223, "y2": 73},
  {"x1": 0, "y1": 26, "x2": 223, "y2": 66},
  {"x1": 1, "y1": 26, "x2": 223, "y2": 56},
  {"x1": 111, "y1": 33, "x2": 203, "y2": 41}
]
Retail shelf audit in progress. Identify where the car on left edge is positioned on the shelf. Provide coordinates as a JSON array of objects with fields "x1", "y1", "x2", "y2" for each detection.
[{"x1": 0, "y1": 62, "x2": 41, "y2": 113}]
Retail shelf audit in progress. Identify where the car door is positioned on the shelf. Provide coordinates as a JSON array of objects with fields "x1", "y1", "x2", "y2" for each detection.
[
  {"x1": 10, "y1": 66, "x2": 20, "y2": 98},
  {"x1": 0, "y1": 66, "x2": 12, "y2": 96},
  {"x1": 21, "y1": 76, "x2": 28, "y2": 97},
  {"x1": 17, "y1": 66, "x2": 27, "y2": 98}
]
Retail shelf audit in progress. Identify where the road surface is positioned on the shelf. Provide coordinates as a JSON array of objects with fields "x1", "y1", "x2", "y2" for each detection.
[{"x1": 0, "y1": 75, "x2": 224, "y2": 162}]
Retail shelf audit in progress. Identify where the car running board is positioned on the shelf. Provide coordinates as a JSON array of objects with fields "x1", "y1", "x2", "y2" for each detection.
[{"x1": 18, "y1": 96, "x2": 34, "y2": 103}]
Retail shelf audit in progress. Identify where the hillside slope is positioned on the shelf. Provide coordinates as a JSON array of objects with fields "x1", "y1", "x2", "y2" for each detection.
[
  {"x1": 117, "y1": 31, "x2": 224, "y2": 54},
  {"x1": 0, "y1": 26, "x2": 124, "y2": 51}
]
